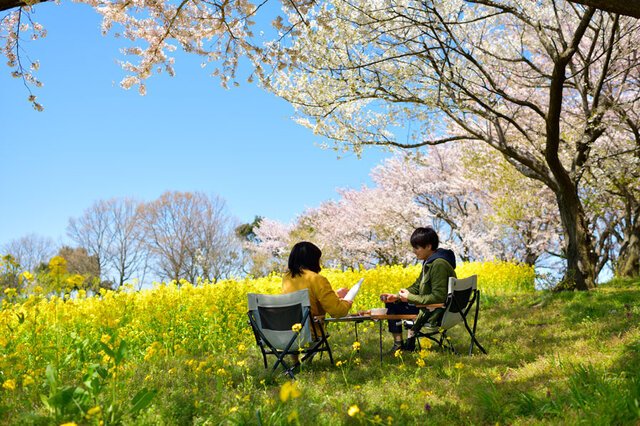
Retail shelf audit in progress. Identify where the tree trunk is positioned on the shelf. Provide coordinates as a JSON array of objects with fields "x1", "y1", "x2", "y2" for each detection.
[
  {"x1": 555, "y1": 190, "x2": 598, "y2": 290},
  {"x1": 544, "y1": 7, "x2": 597, "y2": 291},
  {"x1": 569, "y1": 0, "x2": 640, "y2": 19},
  {"x1": 616, "y1": 226, "x2": 640, "y2": 278}
]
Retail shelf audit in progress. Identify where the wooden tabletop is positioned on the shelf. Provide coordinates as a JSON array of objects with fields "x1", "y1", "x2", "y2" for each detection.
[{"x1": 325, "y1": 314, "x2": 417, "y2": 322}]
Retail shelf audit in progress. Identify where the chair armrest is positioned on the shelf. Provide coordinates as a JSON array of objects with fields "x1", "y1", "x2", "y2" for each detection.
[{"x1": 415, "y1": 303, "x2": 445, "y2": 312}]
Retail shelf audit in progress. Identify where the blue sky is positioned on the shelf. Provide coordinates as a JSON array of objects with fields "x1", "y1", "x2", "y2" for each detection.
[{"x1": 0, "y1": 3, "x2": 389, "y2": 247}]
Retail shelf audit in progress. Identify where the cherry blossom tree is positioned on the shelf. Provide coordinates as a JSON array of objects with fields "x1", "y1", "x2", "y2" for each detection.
[
  {"x1": 266, "y1": 1, "x2": 640, "y2": 290},
  {"x1": 374, "y1": 144, "x2": 562, "y2": 266},
  {"x1": 583, "y1": 132, "x2": 640, "y2": 278},
  {"x1": 300, "y1": 185, "x2": 423, "y2": 268},
  {"x1": 249, "y1": 145, "x2": 562, "y2": 271},
  {"x1": 1, "y1": 0, "x2": 302, "y2": 109},
  {"x1": 244, "y1": 217, "x2": 293, "y2": 276}
]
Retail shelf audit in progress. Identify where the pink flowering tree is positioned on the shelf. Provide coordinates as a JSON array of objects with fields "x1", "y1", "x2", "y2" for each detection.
[
  {"x1": 374, "y1": 144, "x2": 562, "y2": 265},
  {"x1": 299, "y1": 185, "x2": 424, "y2": 268},
  {"x1": 265, "y1": 2, "x2": 640, "y2": 290},
  {"x1": 244, "y1": 218, "x2": 293, "y2": 276}
]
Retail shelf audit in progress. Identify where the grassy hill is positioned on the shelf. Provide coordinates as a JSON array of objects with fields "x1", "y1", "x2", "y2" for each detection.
[{"x1": 0, "y1": 266, "x2": 638, "y2": 425}]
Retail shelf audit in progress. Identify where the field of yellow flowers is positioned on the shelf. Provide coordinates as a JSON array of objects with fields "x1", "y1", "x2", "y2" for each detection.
[{"x1": 2, "y1": 262, "x2": 639, "y2": 425}]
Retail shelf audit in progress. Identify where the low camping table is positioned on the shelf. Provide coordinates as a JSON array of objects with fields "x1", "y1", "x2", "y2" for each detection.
[{"x1": 324, "y1": 314, "x2": 418, "y2": 364}]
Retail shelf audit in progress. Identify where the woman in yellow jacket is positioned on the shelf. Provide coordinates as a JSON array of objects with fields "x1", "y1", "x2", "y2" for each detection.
[{"x1": 282, "y1": 241, "x2": 352, "y2": 321}]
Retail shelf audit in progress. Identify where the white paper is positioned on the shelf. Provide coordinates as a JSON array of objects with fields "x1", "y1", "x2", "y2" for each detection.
[{"x1": 344, "y1": 278, "x2": 364, "y2": 302}]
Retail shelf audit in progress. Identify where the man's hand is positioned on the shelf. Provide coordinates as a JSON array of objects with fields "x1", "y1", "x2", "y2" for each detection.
[
  {"x1": 398, "y1": 289, "x2": 410, "y2": 302},
  {"x1": 336, "y1": 287, "x2": 349, "y2": 298},
  {"x1": 380, "y1": 293, "x2": 398, "y2": 303}
]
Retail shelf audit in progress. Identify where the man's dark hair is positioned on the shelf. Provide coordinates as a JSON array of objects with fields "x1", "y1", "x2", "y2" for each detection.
[
  {"x1": 410, "y1": 227, "x2": 439, "y2": 250},
  {"x1": 288, "y1": 241, "x2": 322, "y2": 277}
]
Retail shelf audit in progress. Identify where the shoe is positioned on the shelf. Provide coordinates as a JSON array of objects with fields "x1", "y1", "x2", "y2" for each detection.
[
  {"x1": 403, "y1": 337, "x2": 416, "y2": 352},
  {"x1": 388, "y1": 342, "x2": 403, "y2": 354}
]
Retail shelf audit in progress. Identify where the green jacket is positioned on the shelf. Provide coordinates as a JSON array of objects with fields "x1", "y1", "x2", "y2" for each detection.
[{"x1": 405, "y1": 252, "x2": 456, "y2": 330}]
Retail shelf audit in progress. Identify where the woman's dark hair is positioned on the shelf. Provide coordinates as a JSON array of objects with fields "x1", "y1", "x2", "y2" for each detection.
[
  {"x1": 288, "y1": 241, "x2": 322, "y2": 277},
  {"x1": 410, "y1": 227, "x2": 439, "y2": 250}
]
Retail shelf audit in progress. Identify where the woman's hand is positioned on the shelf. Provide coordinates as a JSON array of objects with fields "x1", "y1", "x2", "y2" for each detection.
[
  {"x1": 380, "y1": 293, "x2": 398, "y2": 303},
  {"x1": 336, "y1": 287, "x2": 349, "y2": 298}
]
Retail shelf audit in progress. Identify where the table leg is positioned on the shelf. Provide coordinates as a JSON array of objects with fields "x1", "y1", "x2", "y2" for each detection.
[
  {"x1": 355, "y1": 322, "x2": 359, "y2": 342},
  {"x1": 379, "y1": 320, "x2": 383, "y2": 364}
]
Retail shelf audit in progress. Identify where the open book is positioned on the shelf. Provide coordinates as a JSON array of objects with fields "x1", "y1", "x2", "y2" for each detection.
[{"x1": 343, "y1": 278, "x2": 364, "y2": 302}]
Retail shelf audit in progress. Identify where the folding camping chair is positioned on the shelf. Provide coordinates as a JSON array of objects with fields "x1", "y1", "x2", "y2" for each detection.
[
  {"x1": 247, "y1": 289, "x2": 333, "y2": 378},
  {"x1": 408, "y1": 275, "x2": 487, "y2": 355}
]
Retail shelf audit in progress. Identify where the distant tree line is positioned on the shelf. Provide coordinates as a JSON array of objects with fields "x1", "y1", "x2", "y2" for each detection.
[{"x1": 1, "y1": 191, "x2": 243, "y2": 294}]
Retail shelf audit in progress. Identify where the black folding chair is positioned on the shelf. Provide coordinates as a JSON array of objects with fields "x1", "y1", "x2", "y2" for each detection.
[
  {"x1": 247, "y1": 289, "x2": 333, "y2": 379},
  {"x1": 409, "y1": 275, "x2": 487, "y2": 355}
]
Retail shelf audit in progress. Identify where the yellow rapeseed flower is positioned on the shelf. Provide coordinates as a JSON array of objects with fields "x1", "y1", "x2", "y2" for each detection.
[
  {"x1": 2, "y1": 379, "x2": 16, "y2": 391},
  {"x1": 59, "y1": 423, "x2": 77, "y2": 426},
  {"x1": 352, "y1": 341, "x2": 361, "y2": 351},
  {"x1": 347, "y1": 405, "x2": 360, "y2": 417},
  {"x1": 22, "y1": 375, "x2": 34, "y2": 387},
  {"x1": 87, "y1": 406, "x2": 101, "y2": 416},
  {"x1": 279, "y1": 381, "x2": 301, "y2": 402},
  {"x1": 416, "y1": 358, "x2": 426, "y2": 368},
  {"x1": 21, "y1": 271, "x2": 34, "y2": 281},
  {"x1": 48, "y1": 256, "x2": 67, "y2": 276},
  {"x1": 454, "y1": 362, "x2": 464, "y2": 370},
  {"x1": 287, "y1": 409, "x2": 299, "y2": 423},
  {"x1": 291, "y1": 323, "x2": 302, "y2": 333}
]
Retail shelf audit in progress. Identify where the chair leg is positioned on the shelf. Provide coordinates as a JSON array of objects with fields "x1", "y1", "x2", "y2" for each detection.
[
  {"x1": 461, "y1": 296, "x2": 487, "y2": 355},
  {"x1": 325, "y1": 338, "x2": 334, "y2": 365},
  {"x1": 272, "y1": 353, "x2": 295, "y2": 378}
]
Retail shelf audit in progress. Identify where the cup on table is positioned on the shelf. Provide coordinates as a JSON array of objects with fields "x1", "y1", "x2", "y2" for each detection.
[{"x1": 370, "y1": 308, "x2": 388, "y2": 316}]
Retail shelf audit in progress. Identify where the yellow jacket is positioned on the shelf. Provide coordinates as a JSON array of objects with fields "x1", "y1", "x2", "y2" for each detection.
[{"x1": 282, "y1": 269, "x2": 350, "y2": 318}]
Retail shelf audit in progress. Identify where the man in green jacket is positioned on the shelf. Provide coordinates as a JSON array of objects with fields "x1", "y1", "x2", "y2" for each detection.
[{"x1": 380, "y1": 227, "x2": 456, "y2": 352}]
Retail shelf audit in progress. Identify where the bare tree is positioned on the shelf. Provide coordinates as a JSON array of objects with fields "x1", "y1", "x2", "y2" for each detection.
[
  {"x1": 189, "y1": 198, "x2": 241, "y2": 283},
  {"x1": 139, "y1": 191, "x2": 241, "y2": 284},
  {"x1": 2, "y1": 233, "x2": 57, "y2": 271},
  {"x1": 67, "y1": 200, "x2": 114, "y2": 282},
  {"x1": 106, "y1": 198, "x2": 149, "y2": 288}
]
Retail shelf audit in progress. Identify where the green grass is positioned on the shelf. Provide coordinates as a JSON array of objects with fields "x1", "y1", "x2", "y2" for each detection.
[
  {"x1": 130, "y1": 278, "x2": 640, "y2": 425},
  {"x1": 2, "y1": 278, "x2": 639, "y2": 425}
]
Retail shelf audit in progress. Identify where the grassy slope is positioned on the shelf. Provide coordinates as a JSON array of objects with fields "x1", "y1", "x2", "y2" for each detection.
[
  {"x1": 5, "y1": 278, "x2": 638, "y2": 425},
  {"x1": 187, "y1": 278, "x2": 640, "y2": 425}
]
